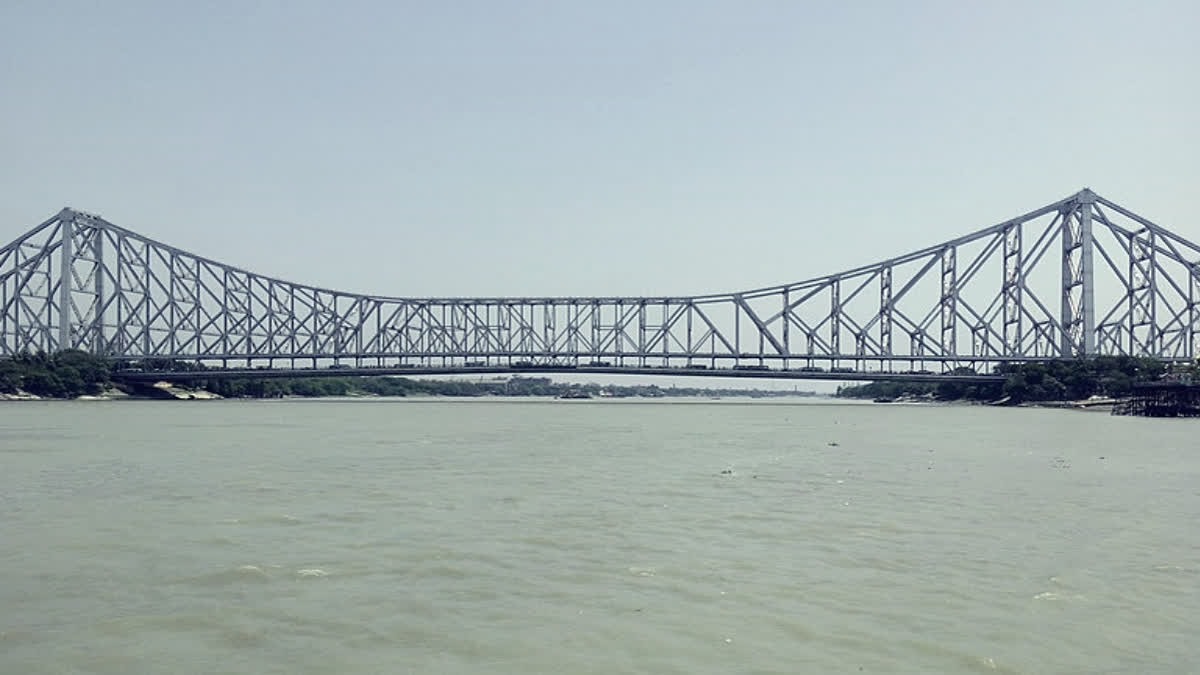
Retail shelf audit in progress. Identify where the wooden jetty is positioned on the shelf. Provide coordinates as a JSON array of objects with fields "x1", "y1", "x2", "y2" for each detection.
[{"x1": 1112, "y1": 381, "x2": 1200, "y2": 417}]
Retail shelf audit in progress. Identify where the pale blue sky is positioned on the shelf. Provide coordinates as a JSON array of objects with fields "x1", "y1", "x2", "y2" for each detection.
[{"x1": 2, "y1": 1, "x2": 1196, "y2": 299}]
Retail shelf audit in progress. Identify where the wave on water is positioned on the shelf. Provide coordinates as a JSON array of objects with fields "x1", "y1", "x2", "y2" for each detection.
[
  {"x1": 179, "y1": 565, "x2": 274, "y2": 586},
  {"x1": 176, "y1": 564, "x2": 332, "y2": 586},
  {"x1": 217, "y1": 514, "x2": 303, "y2": 526},
  {"x1": 262, "y1": 513, "x2": 303, "y2": 525}
]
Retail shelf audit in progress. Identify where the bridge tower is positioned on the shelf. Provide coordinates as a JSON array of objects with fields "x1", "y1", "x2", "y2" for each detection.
[{"x1": 1061, "y1": 188, "x2": 1096, "y2": 357}]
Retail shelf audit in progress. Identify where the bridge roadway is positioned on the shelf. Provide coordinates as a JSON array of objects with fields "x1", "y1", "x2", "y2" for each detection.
[{"x1": 111, "y1": 365, "x2": 1005, "y2": 385}]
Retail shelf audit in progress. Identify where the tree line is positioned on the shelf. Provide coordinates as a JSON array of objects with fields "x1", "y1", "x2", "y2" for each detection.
[
  {"x1": 1, "y1": 351, "x2": 812, "y2": 400},
  {"x1": 836, "y1": 356, "x2": 1190, "y2": 404},
  {"x1": 0, "y1": 350, "x2": 113, "y2": 397},
  {"x1": 2, "y1": 351, "x2": 1192, "y2": 402}
]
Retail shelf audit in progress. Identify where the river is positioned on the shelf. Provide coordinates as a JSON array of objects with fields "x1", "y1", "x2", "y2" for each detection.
[{"x1": 1, "y1": 398, "x2": 1196, "y2": 673}]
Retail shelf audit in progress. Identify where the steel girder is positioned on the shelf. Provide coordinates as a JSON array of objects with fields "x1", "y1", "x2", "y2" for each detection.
[{"x1": 2, "y1": 191, "x2": 1198, "y2": 369}]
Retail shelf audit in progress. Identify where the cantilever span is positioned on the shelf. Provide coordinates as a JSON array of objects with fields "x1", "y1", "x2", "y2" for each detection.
[{"x1": 2, "y1": 189, "x2": 1198, "y2": 375}]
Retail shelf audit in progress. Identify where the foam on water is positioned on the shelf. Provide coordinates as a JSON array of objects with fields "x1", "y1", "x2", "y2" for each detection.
[{"x1": 179, "y1": 565, "x2": 273, "y2": 586}]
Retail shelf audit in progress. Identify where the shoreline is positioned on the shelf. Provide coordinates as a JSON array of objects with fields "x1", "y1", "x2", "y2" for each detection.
[
  {"x1": 0, "y1": 386, "x2": 1127, "y2": 411},
  {"x1": 0, "y1": 390, "x2": 832, "y2": 404}
]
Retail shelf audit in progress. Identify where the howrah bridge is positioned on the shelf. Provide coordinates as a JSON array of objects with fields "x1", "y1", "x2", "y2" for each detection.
[{"x1": 1, "y1": 188, "x2": 1197, "y2": 383}]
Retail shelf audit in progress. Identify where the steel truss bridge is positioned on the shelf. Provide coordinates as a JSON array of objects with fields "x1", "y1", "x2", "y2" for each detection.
[{"x1": 2, "y1": 189, "x2": 1198, "y2": 380}]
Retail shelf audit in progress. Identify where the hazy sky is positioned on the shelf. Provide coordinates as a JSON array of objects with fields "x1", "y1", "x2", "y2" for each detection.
[{"x1": 2, "y1": 1, "x2": 1196, "y2": 300}]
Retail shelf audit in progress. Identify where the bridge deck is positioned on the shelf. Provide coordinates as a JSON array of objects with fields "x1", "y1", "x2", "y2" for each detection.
[{"x1": 111, "y1": 365, "x2": 1004, "y2": 384}]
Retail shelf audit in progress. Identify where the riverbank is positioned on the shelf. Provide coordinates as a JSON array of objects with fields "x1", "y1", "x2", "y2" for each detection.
[
  {"x1": 4, "y1": 351, "x2": 1195, "y2": 405},
  {"x1": 860, "y1": 392, "x2": 1126, "y2": 413},
  {"x1": 837, "y1": 356, "x2": 1192, "y2": 407},
  {"x1": 2, "y1": 351, "x2": 826, "y2": 401},
  {"x1": 0, "y1": 382, "x2": 220, "y2": 401},
  {"x1": 0, "y1": 385, "x2": 1134, "y2": 413},
  {"x1": 1, "y1": 388, "x2": 822, "y2": 404}
]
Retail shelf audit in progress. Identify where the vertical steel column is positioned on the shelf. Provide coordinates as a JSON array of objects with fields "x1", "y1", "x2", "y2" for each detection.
[
  {"x1": 637, "y1": 301, "x2": 646, "y2": 366},
  {"x1": 591, "y1": 300, "x2": 600, "y2": 359},
  {"x1": 685, "y1": 301, "x2": 693, "y2": 364},
  {"x1": 504, "y1": 303, "x2": 513, "y2": 358},
  {"x1": 1002, "y1": 222, "x2": 1022, "y2": 356},
  {"x1": 544, "y1": 302, "x2": 553, "y2": 359},
  {"x1": 565, "y1": 302, "x2": 575, "y2": 355},
  {"x1": 940, "y1": 246, "x2": 956, "y2": 356},
  {"x1": 1190, "y1": 263, "x2": 1200, "y2": 359},
  {"x1": 734, "y1": 299, "x2": 740, "y2": 358},
  {"x1": 354, "y1": 299, "x2": 365, "y2": 365},
  {"x1": 614, "y1": 300, "x2": 623, "y2": 360},
  {"x1": 1, "y1": 248, "x2": 9, "y2": 354},
  {"x1": 169, "y1": 253, "x2": 180, "y2": 357},
  {"x1": 375, "y1": 297, "x2": 383, "y2": 363},
  {"x1": 442, "y1": 302, "x2": 450, "y2": 364},
  {"x1": 516, "y1": 303, "x2": 524, "y2": 356},
  {"x1": 782, "y1": 289, "x2": 790, "y2": 368},
  {"x1": 879, "y1": 265, "x2": 892, "y2": 356},
  {"x1": 1147, "y1": 234, "x2": 1158, "y2": 355},
  {"x1": 190, "y1": 258, "x2": 200, "y2": 357},
  {"x1": 222, "y1": 269, "x2": 231, "y2": 357},
  {"x1": 93, "y1": 228, "x2": 105, "y2": 354},
  {"x1": 829, "y1": 279, "x2": 840, "y2": 357},
  {"x1": 1061, "y1": 192, "x2": 1095, "y2": 356},
  {"x1": 1079, "y1": 195, "x2": 1095, "y2": 354},
  {"x1": 57, "y1": 214, "x2": 74, "y2": 349},
  {"x1": 142, "y1": 240, "x2": 151, "y2": 356},
  {"x1": 113, "y1": 233, "x2": 124, "y2": 355},
  {"x1": 481, "y1": 302, "x2": 490, "y2": 356},
  {"x1": 266, "y1": 280, "x2": 276, "y2": 355},
  {"x1": 42, "y1": 234, "x2": 54, "y2": 351},
  {"x1": 290, "y1": 285, "x2": 300, "y2": 359},
  {"x1": 662, "y1": 300, "x2": 670, "y2": 363}
]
